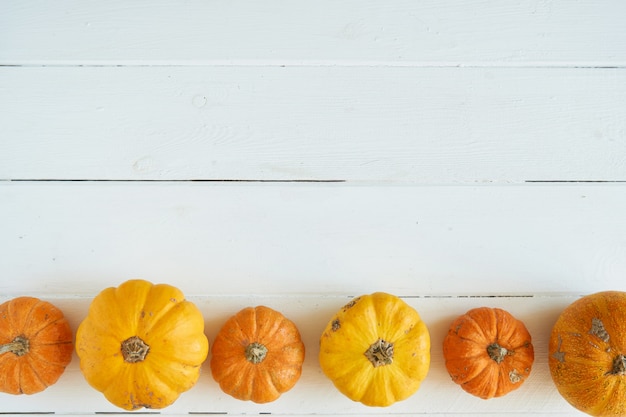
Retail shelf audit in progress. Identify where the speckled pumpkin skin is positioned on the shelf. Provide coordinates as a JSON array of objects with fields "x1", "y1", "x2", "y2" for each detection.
[{"x1": 549, "y1": 291, "x2": 626, "y2": 417}]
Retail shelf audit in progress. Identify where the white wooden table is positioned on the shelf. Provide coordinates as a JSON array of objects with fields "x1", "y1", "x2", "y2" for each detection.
[{"x1": 1, "y1": 1, "x2": 626, "y2": 415}]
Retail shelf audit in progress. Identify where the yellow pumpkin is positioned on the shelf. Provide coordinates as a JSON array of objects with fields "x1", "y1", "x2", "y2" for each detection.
[
  {"x1": 319, "y1": 292, "x2": 430, "y2": 407},
  {"x1": 549, "y1": 291, "x2": 626, "y2": 417},
  {"x1": 76, "y1": 279, "x2": 209, "y2": 410}
]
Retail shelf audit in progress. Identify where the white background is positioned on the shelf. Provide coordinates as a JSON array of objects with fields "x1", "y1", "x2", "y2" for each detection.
[{"x1": 1, "y1": 1, "x2": 626, "y2": 415}]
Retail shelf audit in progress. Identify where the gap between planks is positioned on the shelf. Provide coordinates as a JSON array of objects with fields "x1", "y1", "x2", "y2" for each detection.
[
  {"x1": 3, "y1": 179, "x2": 626, "y2": 184},
  {"x1": 1, "y1": 62, "x2": 626, "y2": 69}
]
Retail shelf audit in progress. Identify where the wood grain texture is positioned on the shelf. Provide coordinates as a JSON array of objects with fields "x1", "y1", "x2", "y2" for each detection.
[
  {"x1": 1, "y1": 0, "x2": 625, "y2": 65},
  {"x1": 2, "y1": 182, "x2": 625, "y2": 297},
  {"x1": 2, "y1": 66, "x2": 625, "y2": 182}
]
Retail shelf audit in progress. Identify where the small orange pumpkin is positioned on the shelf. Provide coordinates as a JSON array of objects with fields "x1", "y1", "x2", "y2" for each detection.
[
  {"x1": 442, "y1": 307, "x2": 534, "y2": 399},
  {"x1": 549, "y1": 291, "x2": 626, "y2": 417},
  {"x1": 0, "y1": 297, "x2": 73, "y2": 395},
  {"x1": 210, "y1": 306, "x2": 305, "y2": 403}
]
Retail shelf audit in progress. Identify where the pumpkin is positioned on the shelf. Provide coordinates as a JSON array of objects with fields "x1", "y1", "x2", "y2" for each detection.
[
  {"x1": 549, "y1": 291, "x2": 626, "y2": 417},
  {"x1": 210, "y1": 305, "x2": 305, "y2": 403},
  {"x1": 442, "y1": 307, "x2": 534, "y2": 399},
  {"x1": 0, "y1": 297, "x2": 73, "y2": 395},
  {"x1": 75, "y1": 279, "x2": 209, "y2": 410},
  {"x1": 318, "y1": 292, "x2": 430, "y2": 407}
]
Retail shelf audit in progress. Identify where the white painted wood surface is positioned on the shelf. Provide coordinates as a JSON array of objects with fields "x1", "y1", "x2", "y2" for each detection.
[
  {"x1": 2, "y1": 66, "x2": 625, "y2": 182},
  {"x1": 1, "y1": 0, "x2": 626, "y2": 415},
  {"x1": 1, "y1": 0, "x2": 625, "y2": 65},
  {"x1": 2, "y1": 182, "x2": 626, "y2": 297},
  {"x1": 1, "y1": 182, "x2": 626, "y2": 416}
]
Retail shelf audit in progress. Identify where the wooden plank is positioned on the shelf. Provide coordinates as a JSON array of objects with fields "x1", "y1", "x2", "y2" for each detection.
[
  {"x1": 1, "y1": 0, "x2": 625, "y2": 65},
  {"x1": 2, "y1": 182, "x2": 625, "y2": 297},
  {"x1": 2, "y1": 66, "x2": 625, "y2": 182},
  {"x1": 0, "y1": 294, "x2": 593, "y2": 415}
]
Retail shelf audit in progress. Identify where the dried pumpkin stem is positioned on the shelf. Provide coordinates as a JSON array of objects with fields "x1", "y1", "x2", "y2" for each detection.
[
  {"x1": 487, "y1": 343, "x2": 509, "y2": 364},
  {"x1": 609, "y1": 354, "x2": 626, "y2": 375},
  {"x1": 245, "y1": 342, "x2": 268, "y2": 364},
  {"x1": 365, "y1": 338, "x2": 394, "y2": 367},
  {"x1": 0, "y1": 336, "x2": 29, "y2": 357},
  {"x1": 121, "y1": 336, "x2": 150, "y2": 363}
]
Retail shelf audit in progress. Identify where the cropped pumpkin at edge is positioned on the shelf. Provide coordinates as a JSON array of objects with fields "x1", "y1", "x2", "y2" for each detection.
[
  {"x1": 318, "y1": 292, "x2": 431, "y2": 407},
  {"x1": 210, "y1": 305, "x2": 305, "y2": 403},
  {"x1": 549, "y1": 291, "x2": 626, "y2": 417},
  {"x1": 442, "y1": 306, "x2": 534, "y2": 399},
  {"x1": 75, "y1": 279, "x2": 209, "y2": 411},
  {"x1": 0, "y1": 297, "x2": 73, "y2": 395}
]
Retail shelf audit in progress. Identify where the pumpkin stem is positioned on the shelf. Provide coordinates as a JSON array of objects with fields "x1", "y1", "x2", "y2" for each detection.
[
  {"x1": 609, "y1": 354, "x2": 626, "y2": 375},
  {"x1": 245, "y1": 342, "x2": 268, "y2": 364},
  {"x1": 0, "y1": 335, "x2": 30, "y2": 357},
  {"x1": 121, "y1": 336, "x2": 150, "y2": 363},
  {"x1": 365, "y1": 338, "x2": 394, "y2": 367},
  {"x1": 487, "y1": 343, "x2": 509, "y2": 364}
]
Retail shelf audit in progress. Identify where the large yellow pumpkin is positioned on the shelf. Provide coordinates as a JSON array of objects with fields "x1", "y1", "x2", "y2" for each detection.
[
  {"x1": 319, "y1": 292, "x2": 430, "y2": 407},
  {"x1": 549, "y1": 291, "x2": 626, "y2": 417},
  {"x1": 76, "y1": 279, "x2": 209, "y2": 410}
]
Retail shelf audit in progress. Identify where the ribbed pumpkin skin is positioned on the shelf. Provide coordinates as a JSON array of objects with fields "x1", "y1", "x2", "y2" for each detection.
[
  {"x1": 76, "y1": 279, "x2": 209, "y2": 410},
  {"x1": 318, "y1": 292, "x2": 430, "y2": 407},
  {"x1": 210, "y1": 306, "x2": 305, "y2": 403},
  {"x1": 549, "y1": 291, "x2": 626, "y2": 417},
  {"x1": 442, "y1": 307, "x2": 534, "y2": 399},
  {"x1": 0, "y1": 297, "x2": 73, "y2": 395}
]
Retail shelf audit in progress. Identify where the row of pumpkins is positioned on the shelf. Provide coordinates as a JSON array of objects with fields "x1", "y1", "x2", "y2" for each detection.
[{"x1": 1, "y1": 279, "x2": 625, "y2": 417}]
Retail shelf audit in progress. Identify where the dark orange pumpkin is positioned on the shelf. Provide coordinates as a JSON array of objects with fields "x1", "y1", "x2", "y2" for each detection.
[
  {"x1": 0, "y1": 297, "x2": 73, "y2": 394},
  {"x1": 210, "y1": 306, "x2": 305, "y2": 403},
  {"x1": 549, "y1": 291, "x2": 626, "y2": 417},
  {"x1": 443, "y1": 307, "x2": 534, "y2": 399}
]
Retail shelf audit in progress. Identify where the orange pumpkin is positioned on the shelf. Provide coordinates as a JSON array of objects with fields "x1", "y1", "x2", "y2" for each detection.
[
  {"x1": 210, "y1": 306, "x2": 305, "y2": 403},
  {"x1": 0, "y1": 297, "x2": 73, "y2": 395},
  {"x1": 442, "y1": 307, "x2": 534, "y2": 399},
  {"x1": 549, "y1": 291, "x2": 626, "y2": 417}
]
